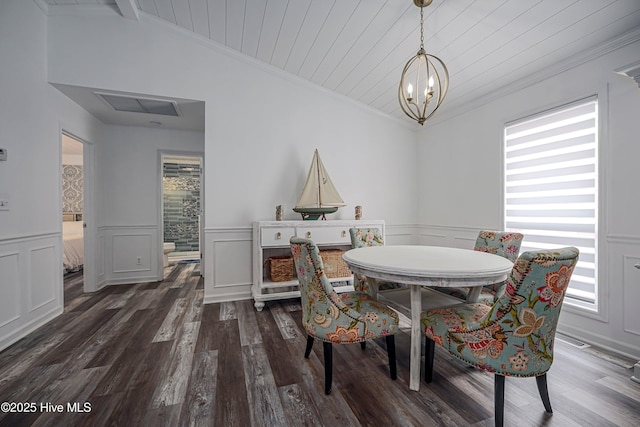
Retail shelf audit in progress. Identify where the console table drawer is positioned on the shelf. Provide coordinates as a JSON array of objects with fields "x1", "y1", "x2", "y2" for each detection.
[
  {"x1": 261, "y1": 227, "x2": 296, "y2": 247},
  {"x1": 296, "y1": 226, "x2": 351, "y2": 245}
]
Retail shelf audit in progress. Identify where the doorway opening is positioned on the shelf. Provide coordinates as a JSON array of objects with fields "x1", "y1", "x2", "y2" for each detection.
[
  {"x1": 161, "y1": 154, "x2": 203, "y2": 267},
  {"x1": 61, "y1": 133, "x2": 85, "y2": 297}
]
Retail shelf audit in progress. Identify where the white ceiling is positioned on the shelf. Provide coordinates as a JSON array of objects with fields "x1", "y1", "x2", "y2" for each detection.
[{"x1": 43, "y1": 0, "x2": 640, "y2": 130}]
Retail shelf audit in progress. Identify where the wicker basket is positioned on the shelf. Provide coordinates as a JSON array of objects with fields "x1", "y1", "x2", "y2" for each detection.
[
  {"x1": 265, "y1": 256, "x2": 295, "y2": 282},
  {"x1": 319, "y1": 250, "x2": 351, "y2": 279}
]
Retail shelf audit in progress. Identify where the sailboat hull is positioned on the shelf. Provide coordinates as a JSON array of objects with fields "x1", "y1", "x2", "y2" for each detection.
[{"x1": 292, "y1": 207, "x2": 338, "y2": 220}]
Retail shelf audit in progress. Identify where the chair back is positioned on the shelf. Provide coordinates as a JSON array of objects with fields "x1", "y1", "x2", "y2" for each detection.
[
  {"x1": 451, "y1": 247, "x2": 579, "y2": 376},
  {"x1": 349, "y1": 228, "x2": 384, "y2": 248},
  {"x1": 474, "y1": 231, "x2": 523, "y2": 263},
  {"x1": 290, "y1": 237, "x2": 367, "y2": 341},
  {"x1": 474, "y1": 231, "x2": 524, "y2": 299},
  {"x1": 348, "y1": 228, "x2": 385, "y2": 293}
]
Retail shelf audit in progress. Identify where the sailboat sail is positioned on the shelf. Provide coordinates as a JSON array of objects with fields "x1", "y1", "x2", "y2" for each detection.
[{"x1": 295, "y1": 149, "x2": 346, "y2": 209}]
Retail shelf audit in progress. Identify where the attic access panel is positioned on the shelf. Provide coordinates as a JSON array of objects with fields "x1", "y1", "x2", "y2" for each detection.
[{"x1": 96, "y1": 92, "x2": 180, "y2": 117}]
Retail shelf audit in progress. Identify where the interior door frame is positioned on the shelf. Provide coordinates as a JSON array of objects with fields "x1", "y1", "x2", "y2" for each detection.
[
  {"x1": 157, "y1": 149, "x2": 204, "y2": 278},
  {"x1": 60, "y1": 130, "x2": 98, "y2": 293}
]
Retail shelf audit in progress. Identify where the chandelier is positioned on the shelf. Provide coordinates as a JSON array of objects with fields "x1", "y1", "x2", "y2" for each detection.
[{"x1": 398, "y1": 0, "x2": 449, "y2": 125}]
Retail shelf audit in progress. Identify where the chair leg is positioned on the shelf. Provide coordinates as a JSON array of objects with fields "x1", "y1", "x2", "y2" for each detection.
[
  {"x1": 323, "y1": 342, "x2": 333, "y2": 395},
  {"x1": 536, "y1": 373, "x2": 553, "y2": 413},
  {"x1": 360, "y1": 341, "x2": 366, "y2": 351},
  {"x1": 424, "y1": 337, "x2": 435, "y2": 383},
  {"x1": 304, "y1": 336, "x2": 314, "y2": 358},
  {"x1": 386, "y1": 335, "x2": 397, "y2": 380},
  {"x1": 494, "y1": 374, "x2": 505, "y2": 427}
]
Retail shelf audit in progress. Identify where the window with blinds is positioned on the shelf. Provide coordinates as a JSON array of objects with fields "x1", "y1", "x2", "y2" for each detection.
[{"x1": 504, "y1": 97, "x2": 598, "y2": 307}]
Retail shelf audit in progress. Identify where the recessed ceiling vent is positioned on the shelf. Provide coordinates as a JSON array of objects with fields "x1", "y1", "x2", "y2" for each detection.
[{"x1": 95, "y1": 92, "x2": 181, "y2": 116}]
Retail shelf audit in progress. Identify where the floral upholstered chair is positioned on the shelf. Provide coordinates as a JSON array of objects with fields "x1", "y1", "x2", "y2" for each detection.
[
  {"x1": 421, "y1": 247, "x2": 579, "y2": 427},
  {"x1": 436, "y1": 230, "x2": 524, "y2": 305},
  {"x1": 349, "y1": 227, "x2": 405, "y2": 295},
  {"x1": 291, "y1": 237, "x2": 400, "y2": 395}
]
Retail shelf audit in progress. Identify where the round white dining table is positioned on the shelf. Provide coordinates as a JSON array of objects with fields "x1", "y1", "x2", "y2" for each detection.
[{"x1": 343, "y1": 245, "x2": 514, "y2": 391}]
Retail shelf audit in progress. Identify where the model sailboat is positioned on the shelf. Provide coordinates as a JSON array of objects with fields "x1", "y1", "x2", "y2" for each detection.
[{"x1": 293, "y1": 149, "x2": 346, "y2": 220}]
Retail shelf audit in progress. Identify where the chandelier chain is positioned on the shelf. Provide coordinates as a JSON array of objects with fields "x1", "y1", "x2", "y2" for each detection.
[{"x1": 420, "y1": 7, "x2": 424, "y2": 50}]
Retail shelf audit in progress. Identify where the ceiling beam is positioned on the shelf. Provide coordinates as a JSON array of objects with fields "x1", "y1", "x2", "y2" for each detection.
[{"x1": 114, "y1": 0, "x2": 139, "y2": 21}]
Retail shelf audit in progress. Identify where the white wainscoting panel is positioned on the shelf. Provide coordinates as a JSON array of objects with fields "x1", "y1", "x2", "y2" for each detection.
[
  {"x1": 112, "y1": 234, "x2": 152, "y2": 273},
  {"x1": 386, "y1": 224, "x2": 418, "y2": 245},
  {"x1": 97, "y1": 232, "x2": 106, "y2": 288},
  {"x1": 204, "y1": 227, "x2": 253, "y2": 304},
  {"x1": 29, "y1": 244, "x2": 58, "y2": 311},
  {"x1": 204, "y1": 223, "x2": 419, "y2": 306},
  {"x1": 623, "y1": 255, "x2": 640, "y2": 336},
  {"x1": 0, "y1": 251, "x2": 20, "y2": 328},
  {"x1": 0, "y1": 233, "x2": 63, "y2": 352},
  {"x1": 103, "y1": 226, "x2": 159, "y2": 285},
  {"x1": 416, "y1": 225, "x2": 486, "y2": 249},
  {"x1": 213, "y1": 240, "x2": 252, "y2": 287}
]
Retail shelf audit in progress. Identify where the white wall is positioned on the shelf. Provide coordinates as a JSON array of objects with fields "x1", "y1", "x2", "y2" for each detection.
[
  {"x1": 416, "y1": 37, "x2": 640, "y2": 358},
  {"x1": 98, "y1": 125, "x2": 204, "y2": 285},
  {"x1": 100, "y1": 126, "x2": 204, "y2": 225},
  {"x1": 0, "y1": 0, "x2": 105, "y2": 350},
  {"x1": 46, "y1": 10, "x2": 417, "y2": 225},
  {"x1": 45, "y1": 10, "x2": 418, "y2": 303}
]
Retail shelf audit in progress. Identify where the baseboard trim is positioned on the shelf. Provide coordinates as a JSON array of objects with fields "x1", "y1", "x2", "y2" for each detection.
[
  {"x1": 204, "y1": 293, "x2": 253, "y2": 305},
  {"x1": 632, "y1": 362, "x2": 640, "y2": 384}
]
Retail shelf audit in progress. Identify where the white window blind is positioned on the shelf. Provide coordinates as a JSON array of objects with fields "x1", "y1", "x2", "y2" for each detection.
[{"x1": 504, "y1": 97, "x2": 597, "y2": 305}]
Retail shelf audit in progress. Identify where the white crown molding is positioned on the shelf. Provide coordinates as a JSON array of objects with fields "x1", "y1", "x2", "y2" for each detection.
[
  {"x1": 114, "y1": 0, "x2": 139, "y2": 21},
  {"x1": 32, "y1": 0, "x2": 48, "y2": 15},
  {"x1": 615, "y1": 59, "x2": 640, "y2": 89},
  {"x1": 422, "y1": 27, "x2": 640, "y2": 130},
  {"x1": 45, "y1": 4, "x2": 121, "y2": 17}
]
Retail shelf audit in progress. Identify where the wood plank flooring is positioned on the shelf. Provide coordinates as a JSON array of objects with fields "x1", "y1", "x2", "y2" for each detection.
[{"x1": 1, "y1": 263, "x2": 639, "y2": 426}]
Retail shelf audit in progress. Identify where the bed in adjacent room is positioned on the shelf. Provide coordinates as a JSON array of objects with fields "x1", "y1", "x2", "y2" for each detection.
[{"x1": 63, "y1": 213, "x2": 84, "y2": 273}]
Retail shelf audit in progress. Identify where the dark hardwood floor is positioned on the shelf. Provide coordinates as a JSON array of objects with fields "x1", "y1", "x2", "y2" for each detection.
[{"x1": 1, "y1": 263, "x2": 639, "y2": 426}]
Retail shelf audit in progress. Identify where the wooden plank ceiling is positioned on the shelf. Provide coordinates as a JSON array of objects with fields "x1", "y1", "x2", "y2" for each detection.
[{"x1": 44, "y1": 0, "x2": 640, "y2": 126}]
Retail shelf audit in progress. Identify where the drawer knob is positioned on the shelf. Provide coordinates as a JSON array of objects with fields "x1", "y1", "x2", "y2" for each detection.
[
  {"x1": 306, "y1": 231, "x2": 312, "y2": 238},
  {"x1": 342, "y1": 230, "x2": 347, "y2": 237},
  {"x1": 276, "y1": 232, "x2": 282, "y2": 239}
]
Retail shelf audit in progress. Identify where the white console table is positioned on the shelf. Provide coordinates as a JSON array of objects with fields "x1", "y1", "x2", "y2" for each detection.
[{"x1": 252, "y1": 219, "x2": 385, "y2": 311}]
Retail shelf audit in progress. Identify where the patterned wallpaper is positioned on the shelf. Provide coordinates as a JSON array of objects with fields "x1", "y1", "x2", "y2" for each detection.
[{"x1": 62, "y1": 165, "x2": 83, "y2": 212}]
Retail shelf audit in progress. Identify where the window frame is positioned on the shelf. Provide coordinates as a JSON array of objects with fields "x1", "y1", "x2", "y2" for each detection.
[{"x1": 501, "y1": 92, "x2": 608, "y2": 320}]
